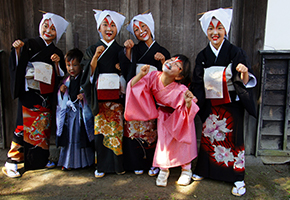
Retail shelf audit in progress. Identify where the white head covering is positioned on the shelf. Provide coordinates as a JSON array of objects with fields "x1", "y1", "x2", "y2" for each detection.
[
  {"x1": 127, "y1": 13, "x2": 155, "y2": 40},
  {"x1": 199, "y1": 8, "x2": 233, "y2": 37},
  {"x1": 93, "y1": 9, "x2": 125, "y2": 39},
  {"x1": 38, "y1": 12, "x2": 69, "y2": 44}
]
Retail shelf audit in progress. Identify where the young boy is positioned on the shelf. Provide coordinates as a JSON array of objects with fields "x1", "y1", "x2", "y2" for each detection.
[
  {"x1": 56, "y1": 48, "x2": 95, "y2": 170},
  {"x1": 125, "y1": 55, "x2": 199, "y2": 187},
  {"x1": 80, "y1": 10, "x2": 126, "y2": 178},
  {"x1": 3, "y1": 12, "x2": 68, "y2": 178}
]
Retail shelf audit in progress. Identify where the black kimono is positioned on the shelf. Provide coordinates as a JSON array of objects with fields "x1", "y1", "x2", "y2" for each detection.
[
  {"x1": 8, "y1": 36, "x2": 65, "y2": 170},
  {"x1": 81, "y1": 39, "x2": 124, "y2": 174},
  {"x1": 119, "y1": 41, "x2": 170, "y2": 172},
  {"x1": 190, "y1": 39, "x2": 256, "y2": 183}
]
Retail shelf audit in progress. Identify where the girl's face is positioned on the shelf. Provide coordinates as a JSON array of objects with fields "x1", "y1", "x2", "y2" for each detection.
[
  {"x1": 66, "y1": 58, "x2": 82, "y2": 77},
  {"x1": 41, "y1": 19, "x2": 56, "y2": 44},
  {"x1": 99, "y1": 16, "x2": 117, "y2": 43},
  {"x1": 207, "y1": 18, "x2": 226, "y2": 49},
  {"x1": 133, "y1": 20, "x2": 151, "y2": 42},
  {"x1": 162, "y1": 57, "x2": 183, "y2": 78}
]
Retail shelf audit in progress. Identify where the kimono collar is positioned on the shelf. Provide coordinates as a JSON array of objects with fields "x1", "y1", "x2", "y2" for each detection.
[
  {"x1": 40, "y1": 36, "x2": 51, "y2": 46},
  {"x1": 199, "y1": 8, "x2": 232, "y2": 37},
  {"x1": 93, "y1": 9, "x2": 125, "y2": 39},
  {"x1": 209, "y1": 39, "x2": 225, "y2": 57},
  {"x1": 39, "y1": 12, "x2": 69, "y2": 44},
  {"x1": 101, "y1": 39, "x2": 115, "y2": 47},
  {"x1": 127, "y1": 12, "x2": 155, "y2": 40}
]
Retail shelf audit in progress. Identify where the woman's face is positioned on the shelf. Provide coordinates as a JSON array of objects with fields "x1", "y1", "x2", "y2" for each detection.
[
  {"x1": 207, "y1": 18, "x2": 226, "y2": 49},
  {"x1": 99, "y1": 16, "x2": 117, "y2": 43},
  {"x1": 41, "y1": 19, "x2": 56, "y2": 44},
  {"x1": 133, "y1": 20, "x2": 151, "y2": 42}
]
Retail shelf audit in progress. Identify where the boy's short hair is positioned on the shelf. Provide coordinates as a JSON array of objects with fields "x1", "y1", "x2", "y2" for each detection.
[
  {"x1": 173, "y1": 54, "x2": 191, "y2": 86},
  {"x1": 65, "y1": 48, "x2": 83, "y2": 64}
]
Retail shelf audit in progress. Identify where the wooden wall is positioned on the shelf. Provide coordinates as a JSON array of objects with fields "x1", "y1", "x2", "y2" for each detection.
[{"x1": 0, "y1": 0, "x2": 267, "y2": 154}]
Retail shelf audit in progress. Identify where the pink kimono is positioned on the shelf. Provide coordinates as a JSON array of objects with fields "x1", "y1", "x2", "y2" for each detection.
[{"x1": 125, "y1": 71, "x2": 199, "y2": 168}]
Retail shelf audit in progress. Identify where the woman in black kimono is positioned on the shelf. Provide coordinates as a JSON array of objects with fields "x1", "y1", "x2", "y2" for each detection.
[
  {"x1": 119, "y1": 13, "x2": 170, "y2": 176},
  {"x1": 3, "y1": 12, "x2": 68, "y2": 178},
  {"x1": 189, "y1": 8, "x2": 257, "y2": 196}
]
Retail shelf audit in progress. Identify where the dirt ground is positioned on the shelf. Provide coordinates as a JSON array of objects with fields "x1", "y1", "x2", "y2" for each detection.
[{"x1": 0, "y1": 149, "x2": 289, "y2": 200}]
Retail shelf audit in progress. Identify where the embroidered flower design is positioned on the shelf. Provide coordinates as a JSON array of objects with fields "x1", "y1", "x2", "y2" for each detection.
[
  {"x1": 234, "y1": 150, "x2": 245, "y2": 169},
  {"x1": 213, "y1": 145, "x2": 234, "y2": 166},
  {"x1": 203, "y1": 114, "x2": 232, "y2": 143},
  {"x1": 109, "y1": 137, "x2": 120, "y2": 148}
]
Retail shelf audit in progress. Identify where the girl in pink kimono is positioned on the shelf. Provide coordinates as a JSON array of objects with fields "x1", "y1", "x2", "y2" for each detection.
[{"x1": 125, "y1": 55, "x2": 199, "y2": 187}]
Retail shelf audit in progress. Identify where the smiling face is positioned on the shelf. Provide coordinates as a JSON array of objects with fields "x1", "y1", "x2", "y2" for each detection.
[
  {"x1": 207, "y1": 18, "x2": 226, "y2": 49},
  {"x1": 133, "y1": 20, "x2": 152, "y2": 42},
  {"x1": 40, "y1": 19, "x2": 56, "y2": 44},
  {"x1": 99, "y1": 16, "x2": 117, "y2": 43},
  {"x1": 66, "y1": 58, "x2": 82, "y2": 77},
  {"x1": 162, "y1": 57, "x2": 183, "y2": 79}
]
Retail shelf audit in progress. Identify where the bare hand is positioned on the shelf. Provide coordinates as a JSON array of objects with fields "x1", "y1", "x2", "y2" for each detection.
[
  {"x1": 60, "y1": 84, "x2": 67, "y2": 93},
  {"x1": 94, "y1": 46, "x2": 105, "y2": 59},
  {"x1": 184, "y1": 90, "x2": 197, "y2": 108},
  {"x1": 140, "y1": 65, "x2": 150, "y2": 76},
  {"x1": 12, "y1": 40, "x2": 24, "y2": 57},
  {"x1": 124, "y1": 39, "x2": 134, "y2": 49},
  {"x1": 236, "y1": 63, "x2": 249, "y2": 84},
  {"x1": 51, "y1": 53, "x2": 60, "y2": 63},
  {"x1": 77, "y1": 93, "x2": 84, "y2": 101},
  {"x1": 115, "y1": 63, "x2": 121, "y2": 71},
  {"x1": 154, "y1": 52, "x2": 165, "y2": 64},
  {"x1": 90, "y1": 46, "x2": 105, "y2": 74}
]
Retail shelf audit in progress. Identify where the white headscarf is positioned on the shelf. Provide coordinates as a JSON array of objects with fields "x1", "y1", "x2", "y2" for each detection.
[
  {"x1": 38, "y1": 12, "x2": 69, "y2": 44},
  {"x1": 127, "y1": 13, "x2": 155, "y2": 40},
  {"x1": 199, "y1": 8, "x2": 232, "y2": 37},
  {"x1": 93, "y1": 9, "x2": 125, "y2": 39}
]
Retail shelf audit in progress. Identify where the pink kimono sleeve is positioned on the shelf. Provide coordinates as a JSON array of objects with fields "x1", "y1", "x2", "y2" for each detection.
[
  {"x1": 124, "y1": 73, "x2": 158, "y2": 121},
  {"x1": 163, "y1": 97, "x2": 200, "y2": 144}
]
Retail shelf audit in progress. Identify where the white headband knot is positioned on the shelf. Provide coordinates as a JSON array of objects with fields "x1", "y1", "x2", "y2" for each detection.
[
  {"x1": 93, "y1": 9, "x2": 125, "y2": 39},
  {"x1": 39, "y1": 12, "x2": 69, "y2": 44},
  {"x1": 127, "y1": 12, "x2": 155, "y2": 40},
  {"x1": 199, "y1": 8, "x2": 232, "y2": 37}
]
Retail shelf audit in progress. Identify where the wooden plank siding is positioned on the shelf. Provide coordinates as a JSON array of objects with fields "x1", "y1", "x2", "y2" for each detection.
[
  {"x1": 256, "y1": 51, "x2": 290, "y2": 156},
  {"x1": 0, "y1": 0, "x2": 266, "y2": 155}
]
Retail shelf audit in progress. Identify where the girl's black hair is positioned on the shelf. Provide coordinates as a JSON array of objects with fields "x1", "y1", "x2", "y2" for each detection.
[
  {"x1": 65, "y1": 48, "x2": 83, "y2": 64},
  {"x1": 173, "y1": 54, "x2": 191, "y2": 86}
]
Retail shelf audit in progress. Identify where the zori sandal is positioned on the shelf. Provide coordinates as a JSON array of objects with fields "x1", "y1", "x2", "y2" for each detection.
[
  {"x1": 94, "y1": 170, "x2": 105, "y2": 178},
  {"x1": 134, "y1": 170, "x2": 143, "y2": 175},
  {"x1": 148, "y1": 167, "x2": 159, "y2": 176},
  {"x1": 232, "y1": 181, "x2": 246, "y2": 196},
  {"x1": 192, "y1": 174, "x2": 204, "y2": 181},
  {"x1": 2, "y1": 162, "x2": 21, "y2": 178}
]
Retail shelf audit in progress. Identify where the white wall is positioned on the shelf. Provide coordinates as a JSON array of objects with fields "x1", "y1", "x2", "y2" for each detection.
[{"x1": 264, "y1": 0, "x2": 290, "y2": 50}]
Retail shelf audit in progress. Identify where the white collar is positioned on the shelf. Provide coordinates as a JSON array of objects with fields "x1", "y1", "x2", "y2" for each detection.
[
  {"x1": 40, "y1": 36, "x2": 51, "y2": 46},
  {"x1": 209, "y1": 39, "x2": 225, "y2": 57},
  {"x1": 101, "y1": 39, "x2": 115, "y2": 47}
]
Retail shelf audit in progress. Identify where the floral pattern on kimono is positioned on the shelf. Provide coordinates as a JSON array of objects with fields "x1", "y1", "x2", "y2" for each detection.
[
  {"x1": 201, "y1": 106, "x2": 245, "y2": 171},
  {"x1": 95, "y1": 102, "x2": 123, "y2": 156},
  {"x1": 23, "y1": 105, "x2": 51, "y2": 150},
  {"x1": 124, "y1": 120, "x2": 157, "y2": 145}
]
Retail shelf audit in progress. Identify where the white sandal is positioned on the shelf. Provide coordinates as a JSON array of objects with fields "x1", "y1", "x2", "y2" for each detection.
[
  {"x1": 156, "y1": 169, "x2": 169, "y2": 187},
  {"x1": 192, "y1": 173, "x2": 204, "y2": 181},
  {"x1": 148, "y1": 167, "x2": 159, "y2": 176},
  {"x1": 134, "y1": 170, "x2": 143, "y2": 175},
  {"x1": 94, "y1": 170, "x2": 105, "y2": 178},
  {"x1": 232, "y1": 181, "x2": 246, "y2": 196},
  {"x1": 2, "y1": 162, "x2": 21, "y2": 178},
  {"x1": 177, "y1": 169, "x2": 192, "y2": 186}
]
